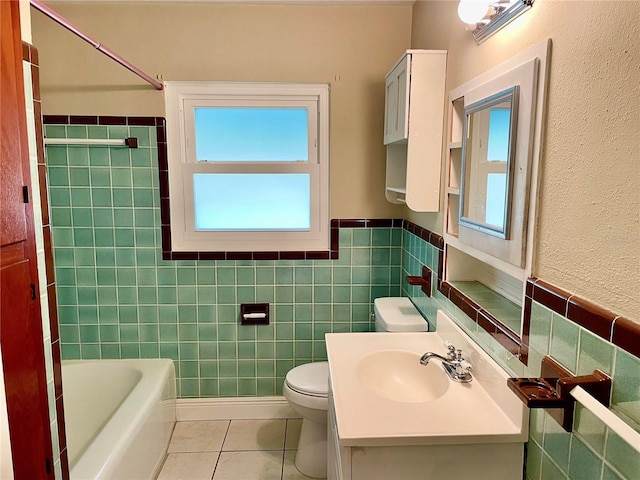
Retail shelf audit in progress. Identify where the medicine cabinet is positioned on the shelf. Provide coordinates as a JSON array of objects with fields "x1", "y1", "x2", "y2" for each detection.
[
  {"x1": 383, "y1": 50, "x2": 447, "y2": 212},
  {"x1": 443, "y1": 39, "x2": 550, "y2": 341}
]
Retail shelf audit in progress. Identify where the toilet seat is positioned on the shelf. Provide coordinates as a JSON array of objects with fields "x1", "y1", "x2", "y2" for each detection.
[
  {"x1": 283, "y1": 382, "x2": 328, "y2": 411},
  {"x1": 285, "y1": 362, "x2": 328, "y2": 398}
]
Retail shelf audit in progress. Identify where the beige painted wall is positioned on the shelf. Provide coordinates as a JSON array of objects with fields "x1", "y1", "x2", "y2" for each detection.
[
  {"x1": 32, "y1": 1, "x2": 412, "y2": 219},
  {"x1": 409, "y1": 0, "x2": 640, "y2": 320}
]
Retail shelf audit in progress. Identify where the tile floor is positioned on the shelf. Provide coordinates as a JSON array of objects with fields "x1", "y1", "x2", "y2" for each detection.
[{"x1": 156, "y1": 419, "x2": 316, "y2": 480}]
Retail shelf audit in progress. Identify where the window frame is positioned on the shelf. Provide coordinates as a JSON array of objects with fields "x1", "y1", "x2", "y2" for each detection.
[{"x1": 164, "y1": 82, "x2": 330, "y2": 253}]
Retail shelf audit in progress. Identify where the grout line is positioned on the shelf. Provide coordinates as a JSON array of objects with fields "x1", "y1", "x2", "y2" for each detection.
[
  {"x1": 210, "y1": 451, "x2": 221, "y2": 480},
  {"x1": 219, "y1": 419, "x2": 232, "y2": 452},
  {"x1": 282, "y1": 418, "x2": 290, "y2": 452},
  {"x1": 610, "y1": 315, "x2": 621, "y2": 343},
  {"x1": 280, "y1": 432, "x2": 287, "y2": 480},
  {"x1": 210, "y1": 420, "x2": 232, "y2": 479}
]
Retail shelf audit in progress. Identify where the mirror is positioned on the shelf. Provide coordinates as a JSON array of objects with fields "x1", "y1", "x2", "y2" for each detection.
[{"x1": 459, "y1": 87, "x2": 519, "y2": 239}]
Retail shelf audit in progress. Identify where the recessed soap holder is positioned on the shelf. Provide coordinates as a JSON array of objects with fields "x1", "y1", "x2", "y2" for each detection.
[{"x1": 507, "y1": 356, "x2": 611, "y2": 432}]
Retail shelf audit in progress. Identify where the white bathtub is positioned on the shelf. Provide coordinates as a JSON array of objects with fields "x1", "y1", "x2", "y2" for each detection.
[{"x1": 61, "y1": 359, "x2": 176, "y2": 480}]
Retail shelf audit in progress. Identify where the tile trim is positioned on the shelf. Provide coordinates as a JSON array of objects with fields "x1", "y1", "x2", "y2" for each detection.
[
  {"x1": 527, "y1": 277, "x2": 639, "y2": 359},
  {"x1": 42, "y1": 115, "x2": 159, "y2": 126},
  {"x1": 611, "y1": 316, "x2": 640, "y2": 358},
  {"x1": 175, "y1": 396, "x2": 295, "y2": 421},
  {"x1": 444, "y1": 280, "x2": 522, "y2": 356}
]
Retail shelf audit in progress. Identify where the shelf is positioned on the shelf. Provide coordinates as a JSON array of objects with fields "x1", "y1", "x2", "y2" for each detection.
[
  {"x1": 447, "y1": 147, "x2": 461, "y2": 191},
  {"x1": 386, "y1": 187, "x2": 406, "y2": 204},
  {"x1": 445, "y1": 237, "x2": 526, "y2": 281},
  {"x1": 448, "y1": 280, "x2": 522, "y2": 335},
  {"x1": 448, "y1": 97, "x2": 465, "y2": 146},
  {"x1": 446, "y1": 192, "x2": 460, "y2": 237}
]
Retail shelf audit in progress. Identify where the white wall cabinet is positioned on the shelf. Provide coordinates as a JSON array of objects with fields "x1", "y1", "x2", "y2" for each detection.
[{"x1": 383, "y1": 50, "x2": 447, "y2": 212}]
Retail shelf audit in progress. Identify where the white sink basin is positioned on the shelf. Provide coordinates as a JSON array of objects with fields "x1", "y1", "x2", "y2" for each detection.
[{"x1": 356, "y1": 350, "x2": 449, "y2": 403}]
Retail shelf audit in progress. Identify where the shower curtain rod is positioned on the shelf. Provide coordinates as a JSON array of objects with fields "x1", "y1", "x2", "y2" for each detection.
[{"x1": 30, "y1": 0, "x2": 164, "y2": 91}]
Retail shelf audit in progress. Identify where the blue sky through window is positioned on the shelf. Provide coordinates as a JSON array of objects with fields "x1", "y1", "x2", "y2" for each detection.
[
  {"x1": 194, "y1": 107, "x2": 309, "y2": 162},
  {"x1": 487, "y1": 108, "x2": 511, "y2": 162},
  {"x1": 193, "y1": 173, "x2": 311, "y2": 230},
  {"x1": 486, "y1": 173, "x2": 506, "y2": 229}
]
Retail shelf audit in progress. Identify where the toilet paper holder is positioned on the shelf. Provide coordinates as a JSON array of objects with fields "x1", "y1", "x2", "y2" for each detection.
[{"x1": 240, "y1": 303, "x2": 270, "y2": 325}]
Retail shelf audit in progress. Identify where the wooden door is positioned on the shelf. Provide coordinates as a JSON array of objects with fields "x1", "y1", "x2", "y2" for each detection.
[{"x1": 1, "y1": 1, "x2": 54, "y2": 479}]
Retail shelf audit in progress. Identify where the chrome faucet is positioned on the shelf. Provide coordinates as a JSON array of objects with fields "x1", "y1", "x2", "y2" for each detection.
[{"x1": 420, "y1": 341, "x2": 473, "y2": 383}]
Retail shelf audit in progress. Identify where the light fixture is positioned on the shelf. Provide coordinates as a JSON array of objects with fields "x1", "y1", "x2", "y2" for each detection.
[
  {"x1": 457, "y1": 0, "x2": 491, "y2": 25},
  {"x1": 459, "y1": 0, "x2": 535, "y2": 44}
]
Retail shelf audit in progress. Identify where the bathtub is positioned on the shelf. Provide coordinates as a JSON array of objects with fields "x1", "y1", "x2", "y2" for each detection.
[{"x1": 61, "y1": 359, "x2": 176, "y2": 480}]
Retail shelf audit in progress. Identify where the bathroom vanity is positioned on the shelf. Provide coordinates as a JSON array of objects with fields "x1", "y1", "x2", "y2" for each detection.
[{"x1": 326, "y1": 310, "x2": 528, "y2": 480}]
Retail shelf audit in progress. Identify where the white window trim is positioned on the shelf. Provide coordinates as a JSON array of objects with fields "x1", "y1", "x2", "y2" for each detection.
[{"x1": 164, "y1": 82, "x2": 330, "y2": 252}]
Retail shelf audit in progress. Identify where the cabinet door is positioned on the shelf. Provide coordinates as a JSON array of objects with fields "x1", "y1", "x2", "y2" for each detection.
[
  {"x1": 1, "y1": 2, "x2": 54, "y2": 479},
  {"x1": 328, "y1": 391, "x2": 351, "y2": 480},
  {"x1": 383, "y1": 54, "x2": 410, "y2": 145}
]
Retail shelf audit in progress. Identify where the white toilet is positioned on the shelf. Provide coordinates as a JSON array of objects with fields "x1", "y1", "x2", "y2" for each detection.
[{"x1": 283, "y1": 297, "x2": 427, "y2": 478}]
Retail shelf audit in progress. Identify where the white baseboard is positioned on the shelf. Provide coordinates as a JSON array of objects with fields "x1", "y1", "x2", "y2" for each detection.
[{"x1": 176, "y1": 396, "x2": 299, "y2": 421}]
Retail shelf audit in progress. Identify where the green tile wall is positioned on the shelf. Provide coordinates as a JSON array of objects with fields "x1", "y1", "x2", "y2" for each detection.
[
  {"x1": 46, "y1": 123, "x2": 402, "y2": 398},
  {"x1": 400, "y1": 228, "x2": 440, "y2": 325},
  {"x1": 47, "y1": 122, "x2": 639, "y2": 479},
  {"x1": 402, "y1": 229, "x2": 640, "y2": 480}
]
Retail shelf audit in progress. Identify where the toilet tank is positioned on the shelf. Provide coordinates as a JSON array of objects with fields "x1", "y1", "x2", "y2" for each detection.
[{"x1": 373, "y1": 297, "x2": 428, "y2": 332}]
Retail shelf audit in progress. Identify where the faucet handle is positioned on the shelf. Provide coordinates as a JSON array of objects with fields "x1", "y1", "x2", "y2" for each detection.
[
  {"x1": 456, "y1": 360, "x2": 473, "y2": 376},
  {"x1": 444, "y1": 341, "x2": 456, "y2": 360}
]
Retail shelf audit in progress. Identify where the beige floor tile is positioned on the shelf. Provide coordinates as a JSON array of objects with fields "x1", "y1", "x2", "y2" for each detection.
[
  {"x1": 169, "y1": 420, "x2": 230, "y2": 453},
  {"x1": 213, "y1": 450, "x2": 284, "y2": 480},
  {"x1": 282, "y1": 450, "x2": 317, "y2": 480},
  {"x1": 222, "y1": 419, "x2": 286, "y2": 451},
  {"x1": 285, "y1": 419, "x2": 302, "y2": 450},
  {"x1": 157, "y1": 452, "x2": 219, "y2": 480}
]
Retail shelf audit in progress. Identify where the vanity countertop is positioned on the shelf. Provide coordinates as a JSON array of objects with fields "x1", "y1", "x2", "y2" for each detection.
[{"x1": 325, "y1": 310, "x2": 528, "y2": 447}]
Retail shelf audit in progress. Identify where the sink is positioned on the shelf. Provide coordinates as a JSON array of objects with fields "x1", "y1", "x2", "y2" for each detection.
[
  {"x1": 327, "y1": 311, "x2": 529, "y2": 480},
  {"x1": 356, "y1": 350, "x2": 449, "y2": 403},
  {"x1": 326, "y1": 313, "x2": 528, "y2": 446}
]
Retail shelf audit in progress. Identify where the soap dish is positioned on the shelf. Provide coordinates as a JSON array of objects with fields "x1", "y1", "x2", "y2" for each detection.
[
  {"x1": 507, "y1": 356, "x2": 612, "y2": 431},
  {"x1": 507, "y1": 377, "x2": 567, "y2": 408}
]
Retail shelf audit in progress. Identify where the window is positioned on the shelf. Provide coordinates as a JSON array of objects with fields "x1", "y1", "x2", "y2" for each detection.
[{"x1": 164, "y1": 82, "x2": 329, "y2": 252}]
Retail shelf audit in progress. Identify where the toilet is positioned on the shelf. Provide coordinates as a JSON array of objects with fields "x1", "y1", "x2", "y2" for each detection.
[{"x1": 283, "y1": 297, "x2": 427, "y2": 478}]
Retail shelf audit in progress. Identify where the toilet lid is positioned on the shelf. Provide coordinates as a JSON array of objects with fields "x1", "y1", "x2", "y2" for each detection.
[
  {"x1": 285, "y1": 362, "x2": 329, "y2": 397},
  {"x1": 374, "y1": 297, "x2": 428, "y2": 332}
]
